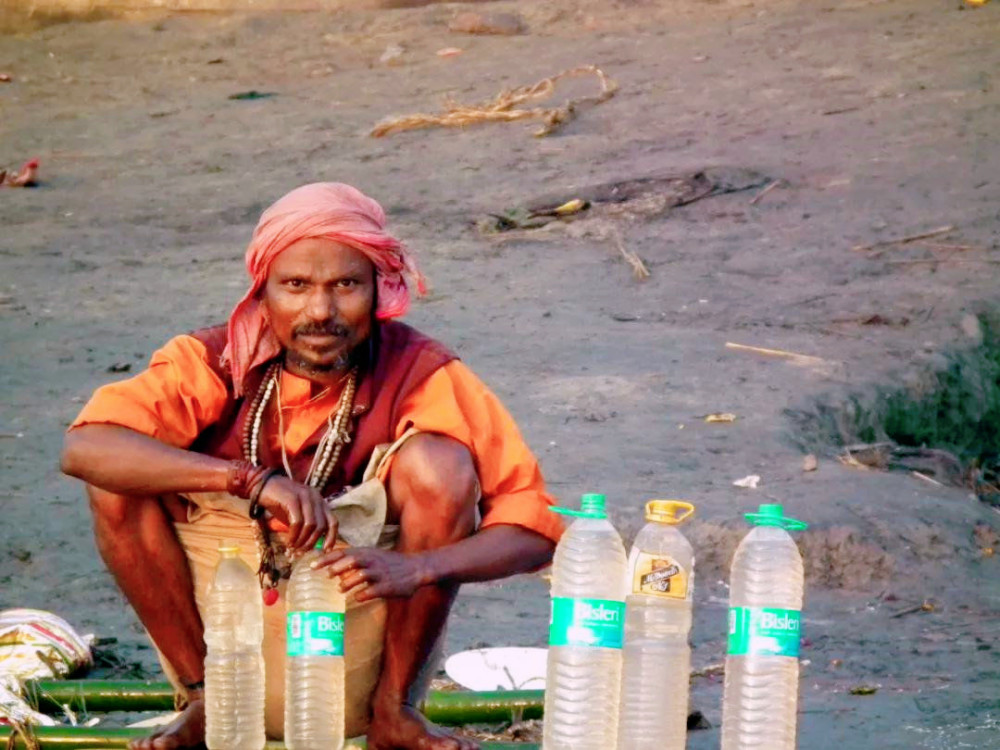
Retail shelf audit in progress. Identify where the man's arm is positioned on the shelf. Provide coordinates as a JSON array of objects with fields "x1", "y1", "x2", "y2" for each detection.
[
  {"x1": 313, "y1": 524, "x2": 554, "y2": 601},
  {"x1": 62, "y1": 424, "x2": 230, "y2": 496},
  {"x1": 62, "y1": 424, "x2": 337, "y2": 551}
]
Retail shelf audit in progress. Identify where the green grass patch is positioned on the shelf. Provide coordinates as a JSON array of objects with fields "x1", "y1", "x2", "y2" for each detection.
[{"x1": 787, "y1": 313, "x2": 1000, "y2": 503}]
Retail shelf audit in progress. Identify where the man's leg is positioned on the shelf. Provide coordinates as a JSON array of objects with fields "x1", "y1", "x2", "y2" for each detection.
[
  {"x1": 367, "y1": 434, "x2": 480, "y2": 750},
  {"x1": 88, "y1": 486, "x2": 207, "y2": 750}
]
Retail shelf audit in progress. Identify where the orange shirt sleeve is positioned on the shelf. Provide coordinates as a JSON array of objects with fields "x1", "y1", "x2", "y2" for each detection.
[
  {"x1": 393, "y1": 360, "x2": 565, "y2": 545},
  {"x1": 69, "y1": 334, "x2": 230, "y2": 449}
]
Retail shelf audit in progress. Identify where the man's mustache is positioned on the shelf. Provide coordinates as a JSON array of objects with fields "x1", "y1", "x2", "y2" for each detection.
[{"x1": 293, "y1": 322, "x2": 350, "y2": 338}]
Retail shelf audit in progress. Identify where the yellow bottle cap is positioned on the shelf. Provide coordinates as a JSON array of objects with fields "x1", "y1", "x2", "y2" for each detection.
[
  {"x1": 645, "y1": 500, "x2": 695, "y2": 525},
  {"x1": 218, "y1": 539, "x2": 241, "y2": 556}
]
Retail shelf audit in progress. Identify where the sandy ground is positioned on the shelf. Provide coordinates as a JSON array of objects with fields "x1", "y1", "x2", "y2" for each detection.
[{"x1": 2, "y1": 0, "x2": 1000, "y2": 745}]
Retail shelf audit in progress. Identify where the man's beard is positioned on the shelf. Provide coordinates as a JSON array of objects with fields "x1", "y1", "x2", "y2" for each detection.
[
  {"x1": 285, "y1": 321, "x2": 360, "y2": 375},
  {"x1": 284, "y1": 348, "x2": 354, "y2": 375}
]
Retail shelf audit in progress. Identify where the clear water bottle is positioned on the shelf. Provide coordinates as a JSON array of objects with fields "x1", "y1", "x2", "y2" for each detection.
[
  {"x1": 721, "y1": 503, "x2": 807, "y2": 750},
  {"x1": 543, "y1": 493, "x2": 627, "y2": 750},
  {"x1": 618, "y1": 500, "x2": 696, "y2": 750},
  {"x1": 204, "y1": 540, "x2": 266, "y2": 750},
  {"x1": 285, "y1": 540, "x2": 345, "y2": 750}
]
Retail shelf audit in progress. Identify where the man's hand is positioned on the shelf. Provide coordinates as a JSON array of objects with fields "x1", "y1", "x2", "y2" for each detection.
[
  {"x1": 311, "y1": 548, "x2": 432, "y2": 602},
  {"x1": 258, "y1": 476, "x2": 338, "y2": 551}
]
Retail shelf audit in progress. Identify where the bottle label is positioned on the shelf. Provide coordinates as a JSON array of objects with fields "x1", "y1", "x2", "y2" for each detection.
[
  {"x1": 549, "y1": 597, "x2": 625, "y2": 649},
  {"x1": 727, "y1": 607, "x2": 801, "y2": 657},
  {"x1": 631, "y1": 552, "x2": 689, "y2": 599},
  {"x1": 286, "y1": 611, "x2": 345, "y2": 657}
]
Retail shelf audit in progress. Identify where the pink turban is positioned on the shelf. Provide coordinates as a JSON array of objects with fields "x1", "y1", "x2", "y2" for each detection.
[{"x1": 222, "y1": 182, "x2": 426, "y2": 395}]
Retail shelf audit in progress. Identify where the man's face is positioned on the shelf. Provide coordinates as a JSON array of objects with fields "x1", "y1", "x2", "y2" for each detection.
[{"x1": 261, "y1": 237, "x2": 376, "y2": 379}]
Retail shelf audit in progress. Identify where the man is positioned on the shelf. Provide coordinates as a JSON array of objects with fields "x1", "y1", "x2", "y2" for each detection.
[{"x1": 62, "y1": 183, "x2": 564, "y2": 750}]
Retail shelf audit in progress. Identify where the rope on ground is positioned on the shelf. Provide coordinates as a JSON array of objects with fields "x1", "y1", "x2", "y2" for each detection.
[{"x1": 370, "y1": 65, "x2": 618, "y2": 138}]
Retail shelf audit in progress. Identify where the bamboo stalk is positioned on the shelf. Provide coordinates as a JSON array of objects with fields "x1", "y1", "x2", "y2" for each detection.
[
  {"x1": 25, "y1": 681, "x2": 544, "y2": 726},
  {"x1": 420, "y1": 689, "x2": 544, "y2": 725},
  {"x1": 26, "y1": 680, "x2": 175, "y2": 713},
  {"x1": 0, "y1": 727, "x2": 536, "y2": 749}
]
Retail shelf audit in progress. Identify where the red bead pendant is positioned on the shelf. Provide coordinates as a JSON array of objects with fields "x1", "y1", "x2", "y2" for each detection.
[{"x1": 262, "y1": 588, "x2": 280, "y2": 607}]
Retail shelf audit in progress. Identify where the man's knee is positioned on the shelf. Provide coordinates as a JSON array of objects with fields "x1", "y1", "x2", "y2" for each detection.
[
  {"x1": 87, "y1": 485, "x2": 172, "y2": 530},
  {"x1": 388, "y1": 434, "x2": 479, "y2": 527},
  {"x1": 87, "y1": 485, "x2": 134, "y2": 530}
]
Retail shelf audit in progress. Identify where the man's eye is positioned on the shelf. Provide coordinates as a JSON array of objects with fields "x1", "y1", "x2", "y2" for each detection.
[
  {"x1": 337, "y1": 279, "x2": 358, "y2": 288},
  {"x1": 285, "y1": 279, "x2": 306, "y2": 289}
]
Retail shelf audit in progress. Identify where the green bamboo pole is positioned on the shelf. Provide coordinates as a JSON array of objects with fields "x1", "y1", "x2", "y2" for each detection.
[
  {"x1": 0, "y1": 727, "x2": 537, "y2": 749},
  {"x1": 26, "y1": 680, "x2": 175, "y2": 714},
  {"x1": 26, "y1": 680, "x2": 544, "y2": 725}
]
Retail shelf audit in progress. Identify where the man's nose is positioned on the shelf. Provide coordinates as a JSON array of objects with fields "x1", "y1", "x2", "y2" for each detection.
[{"x1": 305, "y1": 288, "x2": 337, "y2": 321}]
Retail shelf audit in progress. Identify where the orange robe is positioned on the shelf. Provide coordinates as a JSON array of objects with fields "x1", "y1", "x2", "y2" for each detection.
[{"x1": 71, "y1": 332, "x2": 563, "y2": 738}]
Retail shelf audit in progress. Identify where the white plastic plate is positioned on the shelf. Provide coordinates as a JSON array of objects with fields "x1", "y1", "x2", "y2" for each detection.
[{"x1": 444, "y1": 647, "x2": 548, "y2": 691}]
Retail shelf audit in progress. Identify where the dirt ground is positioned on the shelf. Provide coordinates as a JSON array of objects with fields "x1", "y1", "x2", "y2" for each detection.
[{"x1": 2, "y1": 0, "x2": 999, "y2": 746}]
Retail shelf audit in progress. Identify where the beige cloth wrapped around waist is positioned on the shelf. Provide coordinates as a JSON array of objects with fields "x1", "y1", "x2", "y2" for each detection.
[{"x1": 159, "y1": 429, "x2": 419, "y2": 740}]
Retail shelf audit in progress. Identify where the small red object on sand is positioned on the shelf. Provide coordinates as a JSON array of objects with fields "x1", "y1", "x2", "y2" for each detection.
[
  {"x1": 262, "y1": 588, "x2": 280, "y2": 607},
  {"x1": 0, "y1": 74, "x2": 12, "y2": 83},
  {"x1": 3, "y1": 158, "x2": 39, "y2": 187}
]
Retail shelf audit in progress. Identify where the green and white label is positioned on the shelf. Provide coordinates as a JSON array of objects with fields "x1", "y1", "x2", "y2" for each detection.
[
  {"x1": 286, "y1": 611, "x2": 345, "y2": 657},
  {"x1": 549, "y1": 597, "x2": 625, "y2": 649},
  {"x1": 728, "y1": 607, "x2": 801, "y2": 657}
]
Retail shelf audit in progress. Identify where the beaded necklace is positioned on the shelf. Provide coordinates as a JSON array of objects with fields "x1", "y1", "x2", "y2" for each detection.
[{"x1": 243, "y1": 361, "x2": 357, "y2": 592}]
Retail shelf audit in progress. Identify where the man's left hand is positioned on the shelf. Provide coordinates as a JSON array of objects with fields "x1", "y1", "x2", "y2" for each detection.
[{"x1": 311, "y1": 548, "x2": 433, "y2": 602}]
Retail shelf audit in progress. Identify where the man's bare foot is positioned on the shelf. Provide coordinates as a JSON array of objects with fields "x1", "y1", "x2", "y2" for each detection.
[
  {"x1": 368, "y1": 703, "x2": 479, "y2": 750},
  {"x1": 129, "y1": 696, "x2": 206, "y2": 750}
]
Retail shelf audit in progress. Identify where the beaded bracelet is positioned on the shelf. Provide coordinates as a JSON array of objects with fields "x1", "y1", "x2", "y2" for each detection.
[{"x1": 226, "y1": 459, "x2": 257, "y2": 499}]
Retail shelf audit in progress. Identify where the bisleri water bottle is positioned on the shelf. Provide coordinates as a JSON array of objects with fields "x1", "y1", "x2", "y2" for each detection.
[
  {"x1": 617, "y1": 499, "x2": 696, "y2": 750},
  {"x1": 721, "y1": 503, "x2": 807, "y2": 750},
  {"x1": 204, "y1": 540, "x2": 266, "y2": 750},
  {"x1": 285, "y1": 540, "x2": 346, "y2": 750},
  {"x1": 543, "y1": 493, "x2": 627, "y2": 750}
]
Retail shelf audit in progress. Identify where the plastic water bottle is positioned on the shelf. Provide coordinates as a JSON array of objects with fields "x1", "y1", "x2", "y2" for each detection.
[
  {"x1": 721, "y1": 503, "x2": 807, "y2": 750},
  {"x1": 204, "y1": 540, "x2": 266, "y2": 750},
  {"x1": 618, "y1": 500, "x2": 696, "y2": 750},
  {"x1": 285, "y1": 540, "x2": 345, "y2": 750},
  {"x1": 543, "y1": 493, "x2": 627, "y2": 750}
]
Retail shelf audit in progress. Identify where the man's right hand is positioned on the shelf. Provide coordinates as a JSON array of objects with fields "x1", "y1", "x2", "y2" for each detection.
[{"x1": 258, "y1": 476, "x2": 338, "y2": 551}]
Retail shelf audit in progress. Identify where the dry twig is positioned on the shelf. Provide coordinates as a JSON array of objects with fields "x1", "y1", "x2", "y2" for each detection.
[
  {"x1": 912, "y1": 470, "x2": 944, "y2": 486},
  {"x1": 724, "y1": 342, "x2": 826, "y2": 368},
  {"x1": 851, "y1": 225, "x2": 954, "y2": 253},
  {"x1": 749, "y1": 179, "x2": 784, "y2": 205},
  {"x1": 690, "y1": 663, "x2": 725, "y2": 679},
  {"x1": 610, "y1": 228, "x2": 650, "y2": 280},
  {"x1": 370, "y1": 65, "x2": 618, "y2": 138},
  {"x1": 890, "y1": 599, "x2": 936, "y2": 619}
]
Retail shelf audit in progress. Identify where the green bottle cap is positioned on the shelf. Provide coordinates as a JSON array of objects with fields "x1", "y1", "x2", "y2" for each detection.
[
  {"x1": 745, "y1": 503, "x2": 808, "y2": 531},
  {"x1": 315, "y1": 537, "x2": 326, "y2": 550},
  {"x1": 550, "y1": 493, "x2": 608, "y2": 519}
]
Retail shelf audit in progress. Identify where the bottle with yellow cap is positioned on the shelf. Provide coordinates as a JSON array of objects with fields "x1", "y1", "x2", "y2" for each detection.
[
  {"x1": 204, "y1": 540, "x2": 265, "y2": 750},
  {"x1": 616, "y1": 500, "x2": 695, "y2": 750}
]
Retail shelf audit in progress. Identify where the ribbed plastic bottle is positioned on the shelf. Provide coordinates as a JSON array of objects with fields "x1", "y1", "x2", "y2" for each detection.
[
  {"x1": 543, "y1": 493, "x2": 627, "y2": 750},
  {"x1": 285, "y1": 540, "x2": 345, "y2": 750},
  {"x1": 617, "y1": 500, "x2": 696, "y2": 750},
  {"x1": 721, "y1": 504, "x2": 807, "y2": 750},
  {"x1": 204, "y1": 540, "x2": 266, "y2": 750}
]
